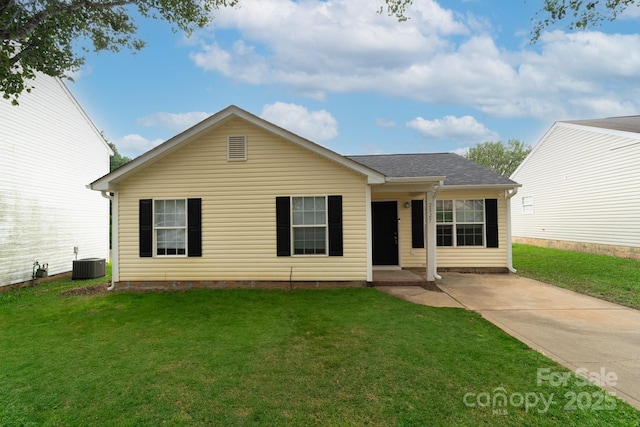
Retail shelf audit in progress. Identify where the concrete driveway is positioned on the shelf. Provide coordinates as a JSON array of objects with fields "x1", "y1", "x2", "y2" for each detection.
[{"x1": 435, "y1": 272, "x2": 640, "y2": 410}]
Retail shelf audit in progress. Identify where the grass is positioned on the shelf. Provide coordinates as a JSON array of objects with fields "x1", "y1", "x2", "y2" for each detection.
[
  {"x1": 1, "y1": 266, "x2": 639, "y2": 425},
  {"x1": 513, "y1": 243, "x2": 640, "y2": 310}
]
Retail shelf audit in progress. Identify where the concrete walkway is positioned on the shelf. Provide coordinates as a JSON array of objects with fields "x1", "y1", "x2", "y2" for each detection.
[{"x1": 377, "y1": 272, "x2": 640, "y2": 410}]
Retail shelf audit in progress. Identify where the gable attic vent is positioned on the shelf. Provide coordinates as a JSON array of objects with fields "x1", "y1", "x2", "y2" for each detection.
[{"x1": 227, "y1": 136, "x2": 247, "y2": 161}]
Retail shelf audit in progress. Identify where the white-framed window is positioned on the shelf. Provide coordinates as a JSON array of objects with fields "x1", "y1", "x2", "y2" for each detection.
[
  {"x1": 292, "y1": 196, "x2": 327, "y2": 255},
  {"x1": 436, "y1": 199, "x2": 485, "y2": 247},
  {"x1": 154, "y1": 199, "x2": 187, "y2": 256},
  {"x1": 522, "y1": 196, "x2": 534, "y2": 214}
]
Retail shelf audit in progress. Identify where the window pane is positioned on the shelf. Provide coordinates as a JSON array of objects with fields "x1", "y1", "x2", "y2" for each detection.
[
  {"x1": 456, "y1": 225, "x2": 483, "y2": 246},
  {"x1": 157, "y1": 229, "x2": 186, "y2": 255},
  {"x1": 456, "y1": 199, "x2": 483, "y2": 223},
  {"x1": 293, "y1": 227, "x2": 326, "y2": 255},
  {"x1": 176, "y1": 200, "x2": 186, "y2": 226},
  {"x1": 437, "y1": 225, "x2": 453, "y2": 247},
  {"x1": 154, "y1": 199, "x2": 186, "y2": 227},
  {"x1": 303, "y1": 211, "x2": 315, "y2": 225},
  {"x1": 436, "y1": 200, "x2": 453, "y2": 223},
  {"x1": 292, "y1": 196, "x2": 325, "y2": 225}
]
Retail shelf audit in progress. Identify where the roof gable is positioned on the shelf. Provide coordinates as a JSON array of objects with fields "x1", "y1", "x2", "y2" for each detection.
[
  {"x1": 90, "y1": 105, "x2": 385, "y2": 191},
  {"x1": 512, "y1": 117, "x2": 640, "y2": 179}
]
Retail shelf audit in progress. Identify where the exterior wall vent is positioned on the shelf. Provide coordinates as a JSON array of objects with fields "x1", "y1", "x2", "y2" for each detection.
[
  {"x1": 72, "y1": 258, "x2": 106, "y2": 280},
  {"x1": 227, "y1": 136, "x2": 247, "y2": 161}
]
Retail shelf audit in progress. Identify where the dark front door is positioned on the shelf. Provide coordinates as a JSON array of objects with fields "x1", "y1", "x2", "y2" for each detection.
[{"x1": 372, "y1": 201, "x2": 399, "y2": 266}]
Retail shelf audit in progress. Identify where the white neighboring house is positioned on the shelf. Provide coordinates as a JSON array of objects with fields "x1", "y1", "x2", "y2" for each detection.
[
  {"x1": 0, "y1": 74, "x2": 113, "y2": 287},
  {"x1": 510, "y1": 116, "x2": 640, "y2": 260}
]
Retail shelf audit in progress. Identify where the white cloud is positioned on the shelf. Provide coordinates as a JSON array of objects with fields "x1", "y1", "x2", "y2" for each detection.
[
  {"x1": 186, "y1": 0, "x2": 640, "y2": 122},
  {"x1": 260, "y1": 102, "x2": 338, "y2": 142},
  {"x1": 113, "y1": 134, "x2": 164, "y2": 159},
  {"x1": 136, "y1": 111, "x2": 212, "y2": 131},
  {"x1": 406, "y1": 115, "x2": 499, "y2": 144}
]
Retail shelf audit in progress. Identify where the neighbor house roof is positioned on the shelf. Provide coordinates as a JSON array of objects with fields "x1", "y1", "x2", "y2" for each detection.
[
  {"x1": 564, "y1": 116, "x2": 640, "y2": 134},
  {"x1": 348, "y1": 153, "x2": 519, "y2": 188}
]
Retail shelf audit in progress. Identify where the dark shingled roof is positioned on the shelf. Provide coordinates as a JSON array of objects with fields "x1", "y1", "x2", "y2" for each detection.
[
  {"x1": 347, "y1": 153, "x2": 518, "y2": 186},
  {"x1": 564, "y1": 116, "x2": 640, "y2": 133}
]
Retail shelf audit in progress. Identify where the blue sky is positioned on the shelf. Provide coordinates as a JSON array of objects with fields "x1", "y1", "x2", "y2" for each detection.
[{"x1": 63, "y1": 0, "x2": 640, "y2": 159}]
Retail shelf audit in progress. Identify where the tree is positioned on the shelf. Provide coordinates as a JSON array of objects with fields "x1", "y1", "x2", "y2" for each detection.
[
  {"x1": 0, "y1": 0, "x2": 239, "y2": 104},
  {"x1": 531, "y1": 0, "x2": 636, "y2": 41},
  {"x1": 465, "y1": 140, "x2": 531, "y2": 178},
  {"x1": 108, "y1": 141, "x2": 131, "y2": 171}
]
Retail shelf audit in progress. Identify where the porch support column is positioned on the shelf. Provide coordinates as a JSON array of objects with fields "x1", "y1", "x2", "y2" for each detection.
[
  {"x1": 365, "y1": 185, "x2": 373, "y2": 282},
  {"x1": 425, "y1": 189, "x2": 437, "y2": 283}
]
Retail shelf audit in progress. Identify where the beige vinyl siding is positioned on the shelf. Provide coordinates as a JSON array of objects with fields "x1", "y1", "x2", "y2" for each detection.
[
  {"x1": 511, "y1": 123, "x2": 640, "y2": 248},
  {"x1": 436, "y1": 190, "x2": 509, "y2": 268},
  {"x1": 117, "y1": 117, "x2": 368, "y2": 282}
]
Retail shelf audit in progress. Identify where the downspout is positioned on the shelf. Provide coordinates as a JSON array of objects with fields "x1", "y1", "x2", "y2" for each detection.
[
  {"x1": 506, "y1": 187, "x2": 519, "y2": 274},
  {"x1": 100, "y1": 191, "x2": 117, "y2": 291}
]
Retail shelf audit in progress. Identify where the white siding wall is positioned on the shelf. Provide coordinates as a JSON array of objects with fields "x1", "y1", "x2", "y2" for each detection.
[
  {"x1": 0, "y1": 75, "x2": 111, "y2": 287},
  {"x1": 511, "y1": 123, "x2": 640, "y2": 247}
]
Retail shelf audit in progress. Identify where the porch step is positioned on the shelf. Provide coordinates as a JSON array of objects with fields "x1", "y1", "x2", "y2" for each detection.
[{"x1": 372, "y1": 269, "x2": 442, "y2": 292}]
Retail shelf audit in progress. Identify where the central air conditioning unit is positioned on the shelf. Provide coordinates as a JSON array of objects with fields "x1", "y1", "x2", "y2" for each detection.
[{"x1": 72, "y1": 258, "x2": 106, "y2": 280}]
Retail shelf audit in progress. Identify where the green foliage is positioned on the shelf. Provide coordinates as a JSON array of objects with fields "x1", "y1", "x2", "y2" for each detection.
[
  {"x1": 513, "y1": 243, "x2": 640, "y2": 310},
  {"x1": 532, "y1": 0, "x2": 637, "y2": 41},
  {"x1": 107, "y1": 141, "x2": 131, "y2": 171},
  {"x1": 465, "y1": 139, "x2": 531, "y2": 178},
  {"x1": 1, "y1": 275, "x2": 638, "y2": 424},
  {"x1": 0, "y1": 0, "x2": 239, "y2": 104},
  {"x1": 379, "y1": 0, "x2": 414, "y2": 21}
]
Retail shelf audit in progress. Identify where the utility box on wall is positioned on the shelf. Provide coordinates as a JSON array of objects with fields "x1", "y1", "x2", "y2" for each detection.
[{"x1": 72, "y1": 258, "x2": 106, "y2": 280}]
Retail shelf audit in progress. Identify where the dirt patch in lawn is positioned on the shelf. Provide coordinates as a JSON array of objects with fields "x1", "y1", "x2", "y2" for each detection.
[{"x1": 59, "y1": 283, "x2": 110, "y2": 296}]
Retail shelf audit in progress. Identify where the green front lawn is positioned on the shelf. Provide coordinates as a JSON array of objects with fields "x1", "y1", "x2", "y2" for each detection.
[
  {"x1": 513, "y1": 243, "x2": 640, "y2": 310},
  {"x1": 1, "y1": 268, "x2": 638, "y2": 425}
]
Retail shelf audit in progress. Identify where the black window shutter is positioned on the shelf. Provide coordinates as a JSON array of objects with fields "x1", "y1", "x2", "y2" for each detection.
[
  {"x1": 276, "y1": 197, "x2": 291, "y2": 256},
  {"x1": 139, "y1": 199, "x2": 153, "y2": 257},
  {"x1": 485, "y1": 198, "x2": 499, "y2": 248},
  {"x1": 328, "y1": 195, "x2": 343, "y2": 256},
  {"x1": 411, "y1": 200, "x2": 425, "y2": 248},
  {"x1": 187, "y1": 198, "x2": 202, "y2": 257}
]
